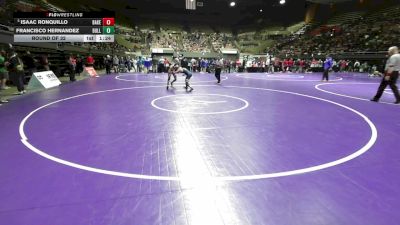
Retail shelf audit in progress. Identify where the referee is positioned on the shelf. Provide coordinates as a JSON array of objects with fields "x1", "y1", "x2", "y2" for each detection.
[
  {"x1": 322, "y1": 55, "x2": 333, "y2": 82},
  {"x1": 215, "y1": 58, "x2": 223, "y2": 84},
  {"x1": 371, "y1": 46, "x2": 400, "y2": 104}
]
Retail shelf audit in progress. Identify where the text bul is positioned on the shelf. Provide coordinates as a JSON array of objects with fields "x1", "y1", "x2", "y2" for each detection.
[{"x1": 92, "y1": 28, "x2": 101, "y2": 34}]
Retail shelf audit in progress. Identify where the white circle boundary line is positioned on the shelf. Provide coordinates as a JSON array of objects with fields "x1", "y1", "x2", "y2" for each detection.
[
  {"x1": 384, "y1": 88, "x2": 399, "y2": 95},
  {"x1": 115, "y1": 74, "x2": 228, "y2": 84},
  {"x1": 151, "y1": 94, "x2": 249, "y2": 115},
  {"x1": 315, "y1": 82, "x2": 399, "y2": 106},
  {"x1": 19, "y1": 85, "x2": 377, "y2": 181},
  {"x1": 236, "y1": 74, "x2": 343, "y2": 82},
  {"x1": 266, "y1": 74, "x2": 305, "y2": 78}
]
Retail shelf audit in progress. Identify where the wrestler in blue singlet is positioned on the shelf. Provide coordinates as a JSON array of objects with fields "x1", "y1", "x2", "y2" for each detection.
[{"x1": 175, "y1": 67, "x2": 193, "y2": 91}]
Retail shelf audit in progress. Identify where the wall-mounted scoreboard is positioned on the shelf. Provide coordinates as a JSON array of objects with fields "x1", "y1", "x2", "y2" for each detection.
[{"x1": 13, "y1": 12, "x2": 115, "y2": 43}]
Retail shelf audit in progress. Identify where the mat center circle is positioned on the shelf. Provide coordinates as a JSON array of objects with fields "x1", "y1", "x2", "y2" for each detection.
[{"x1": 151, "y1": 94, "x2": 249, "y2": 114}]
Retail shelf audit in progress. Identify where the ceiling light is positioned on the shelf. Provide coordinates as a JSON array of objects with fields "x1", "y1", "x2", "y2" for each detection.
[
  {"x1": 259, "y1": 9, "x2": 263, "y2": 12},
  {"x1": 279, "y1": 0, "x2": 285, "y2": 5},
  {"x1": 230, "y1": 1, "x2": 236, "y2": 7}
]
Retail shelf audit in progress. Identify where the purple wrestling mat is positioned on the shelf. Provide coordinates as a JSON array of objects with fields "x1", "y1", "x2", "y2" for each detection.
[{"x1": 0, "y1": 72, "x2": 399, "y2": 225}]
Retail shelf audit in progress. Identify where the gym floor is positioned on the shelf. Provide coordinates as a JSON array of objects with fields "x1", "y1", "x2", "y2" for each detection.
[{"x1": 0, "y1": 72, "x2": 399, "y2": 225}]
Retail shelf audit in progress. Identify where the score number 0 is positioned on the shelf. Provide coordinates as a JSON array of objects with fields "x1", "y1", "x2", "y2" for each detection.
[{"x1": 102, "y1": 18, "x2": 115, "y2": 26}]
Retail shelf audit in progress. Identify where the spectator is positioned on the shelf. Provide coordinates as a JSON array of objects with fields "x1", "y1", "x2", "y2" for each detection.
[
  {"x1": 86, "y1": 54, "x2": 95, "y2": 67},
  {"x1": 75, "y1": 54, "x2": 84, "y2": 75},
  {"x1": 67, "y1": 54, "x2": 76, "y2": 82},
  {"x1": 126, "y1": 56, "x2": 132, "y2": 72},
  {"x1": 104, "y1": 55, "x2": 112, "y2": 74},
  {"x1": 21, "y1": 51, "x2": 36, "y2": 79},
  {"x1": 0, "y1": 49, "x2": 9, "y2": 91},
  {"x1": 137, "y1": 57, "x2": 143, "y2": 73},
  {"x1": 7, "y1": 51, "x2": 25, "y2": 95},
  {"x1": 0, "y1": 50, "x2": 9, "y2": 104},
  {"x1": 132, "y1": 57, "x2": 137, "y2": 72},
  {"x1": 113, "y1": 55, "x2": 119, "y2": 73},
  {"x1": 39, "y1": 54, "x2": 50, "y2": 71}
]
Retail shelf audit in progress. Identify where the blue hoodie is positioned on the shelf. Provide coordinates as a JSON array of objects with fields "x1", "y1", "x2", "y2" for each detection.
[{"x1": 324, "y1": 57, "x2": 333, "y2": 70}]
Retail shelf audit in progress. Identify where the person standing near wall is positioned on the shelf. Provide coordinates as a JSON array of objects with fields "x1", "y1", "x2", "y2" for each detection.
[
  {"x1": 7, "y1": 51, "x2": 25, "y2": 95},
  {"x1": 39, "y1": 54, "x2": 50, "y2": 71},
  {"x1": 113, "y1": 55, "x2": 119, "y2": 73},
  {"x1": 105, "y1": 55, "x2": 112, "y2": 74},
  {"x1": 75, "y1": 54, "x2": 84, "y2": 75},
  {"x1": 21, "y1": 51, "x2": 36, "y2": 83},
  {"x1": 137, "y1": 57, "x2": 143, "y2": 73},
  {"x1": 0, "y1": 50, "x2": 9, "y2": 104},
  {"x1": 67, "y1": 54, "x2": 76, "y2": 82},
  {"x1": 86, "y1": 54, "x2": 95, "y2": 68}
]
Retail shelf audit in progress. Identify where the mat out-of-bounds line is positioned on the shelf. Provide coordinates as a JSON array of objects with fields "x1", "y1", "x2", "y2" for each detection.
[
  {"x1": 235, "y1": 73, "x2": 343, "y2": 82},
  {"x1": 384, "y1": 88, "x2": 400, "y2": 95},
  {"x1": 315, "y1": 82, "x2": 400, "y2": 106},
  {"x1": 115, "y1": 73, "x2": 228, "y2": 83}
]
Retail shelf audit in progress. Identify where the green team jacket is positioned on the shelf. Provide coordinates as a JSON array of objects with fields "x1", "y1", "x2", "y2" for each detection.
[{"x1": 0, "y1": 55, "x2": 7, "y2": 73}]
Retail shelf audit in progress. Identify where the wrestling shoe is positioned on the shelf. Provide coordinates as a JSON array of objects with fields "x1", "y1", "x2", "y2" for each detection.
[{"x1": 370, "y1": 98, "x2": 379, "y2": 102}]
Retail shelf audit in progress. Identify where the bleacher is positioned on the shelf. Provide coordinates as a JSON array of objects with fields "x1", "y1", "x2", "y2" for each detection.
[
  {"x1": 40, "y1": 0, "x2": 65, "y2": 12},
  {"x1": 269, "y1": 1, "x2": 400, "y2": 58},
  {"x1": 364, "y1": 4, "x2": 400, "y2": 22},
  {"x1": 160, "y1": 22, "x2": 183, "y2": 33},
  {"x1": 213, "y1": 26, "x2": 232, "y2": 35},
  {"x1": 138, "y1": 21, "x2": 156, "y2": 31},
  {"x1": 295, "y1": 23, "x2": 314, "y2": 35},
  {"x1": 259, "y1": 26, "x2": 288, "y2": 35},
  {"x1": 286, "y1": 22, "x2": 306, "y2": 34},
  {"x1": 191, "y1": 25, "x2": 214, "y2": 34},
  {"x1": 115, "y1": 35, "x2": 138, "y2": 50},
  {"x1": 326, "y1": 11, "x2": 365, "y2": 25}
]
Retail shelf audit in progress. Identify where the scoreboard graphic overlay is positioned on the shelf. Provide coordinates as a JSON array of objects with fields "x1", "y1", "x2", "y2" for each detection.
[{"x1": 14, "y1": 12, "x2": 115, "y2": 43}]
